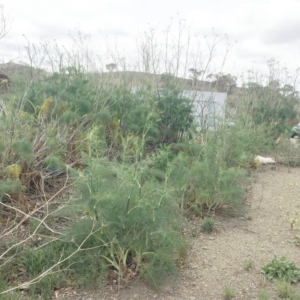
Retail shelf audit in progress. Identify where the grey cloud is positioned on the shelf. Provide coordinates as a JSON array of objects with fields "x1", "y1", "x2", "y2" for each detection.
[
  {"x1": 103, "y1": 28, "x2": 131, "y2": 37},
  {"x1": 34, "y1": 23, "x2": 71, "y2": 40},
  {"x1": 261, "y1": 20, "x2": 300, "y2": 45},
  {"x1": 1, "y1": 39, "x2": 22, "y2": 51}
]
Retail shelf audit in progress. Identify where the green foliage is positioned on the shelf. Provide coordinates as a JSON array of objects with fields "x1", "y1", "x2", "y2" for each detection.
[
  {"x1": 224, "y1": 286, "x2": 236, "y2": 299},
  {"x1": 84, "y1": 124, "x2": 107, "y2": 158},
  {"x1": 59, "y1": 156, "x2": 186, "y2": 288},
  {"x1": 13, "y1": 70, "x2": 196, "y2": 165},
  {"x1": 0, "y1": 287, "x2": 22, "y2": 300},
  {"x1": 16, "y1": 236, "x2": 107, "y2": 298},
  {"x1": 103, "y1": 85, "x2": 194, "y2": 149},
  {"x1": 152, "y1": 145, "x2": 175, "y2": 171},
  {"x1": 25, "y1": 70, "x2": 97, "y2": 122},
  {"x1": 201, "y1": 217, "x2": 215, "y2": 233},
  {"x1": 168, "y1": 109, "x2": 277, "y2": 215},
  {"x1": 243, "y1": 82, "x2": 299, "y2": 139},
  {"x1": 19, "y1": 246, "x2": 66, "y2": 299},
  {"x1": 291, "y1": 292, "x2": 300, "y2": 300},
  {"x1": 295, "y1": 235, "x2": 300, "y2": 247},
  {"x1": 171, "y1": 144, "x2": 246, "y2": 214},
  {"x1": 0, "y1": 179, "x2": 25, "y2": 197},
  {"x1": 155, "y1": 87, "x2": 194, "y2": 144},
  {"x1": 217, "y1": 121, "x2": 271, "y2": 167},
  {"x1": 44, "y1": 155, "x2": 66, "y2": 171},
  {"x1": 262, "y1": 256, "x2": 300, "y2": 283},
  {"x1": 258, "y1": 289, "x2": 270, "y2": 300},
  {"x1": 244, "y1": 259, "x2": 254, "y2": 271},
  {"x1": 277, "y1": 281, "x2": 300, "y2": 299},
  {"x1": 11, "y1": 139, "x2": 33, "y2": 161},
  {"x1": 118, "y1": 88, "x2": 160, "y2": 144}
]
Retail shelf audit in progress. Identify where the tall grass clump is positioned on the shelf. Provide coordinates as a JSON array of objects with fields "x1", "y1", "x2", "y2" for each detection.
[{"x1": 169, "y1": 122, "x2": 261, "y2": 216}]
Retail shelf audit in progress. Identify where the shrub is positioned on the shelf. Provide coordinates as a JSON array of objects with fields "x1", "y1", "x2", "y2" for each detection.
[
  {"x1": 239, "y1": 80, "x2": 299, "y2": 140},
  {"x1": 262, "y1": 256, "x2": 300, "y2": 283},
  {"x1": 154, "y1": 86, "x2": 194, "y2": 145},
  {"x1": 151, "y1": 144, "x2": 175, "y2": 171},
  {"x1": 62, "y1": 156, "x2": 187, "y2": 288},
  {"x1": 171, "y1": 149, "x2": 246, "y2": 215}
]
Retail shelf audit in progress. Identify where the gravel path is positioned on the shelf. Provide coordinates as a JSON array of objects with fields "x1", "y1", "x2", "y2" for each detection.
[{"x1": 60, "y1": 165, "x2": 300, "y2": 300}]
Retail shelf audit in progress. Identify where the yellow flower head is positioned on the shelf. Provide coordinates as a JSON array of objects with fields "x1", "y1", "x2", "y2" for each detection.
[{"x1": 5, "y1": 164, "x2": 22, "y2": 179}]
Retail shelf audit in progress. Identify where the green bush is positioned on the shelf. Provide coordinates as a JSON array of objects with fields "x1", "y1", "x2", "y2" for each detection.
[
  {"x1": 25, "y1": 70, "x2": 98, "y2": 121},
  {"x1": 241, "y1": 81, "x2": 299, "y2": 139},
  {"x1": 60, "y1": 156, "x2": 186, "y2": 288},
  {"x1": 155, "y1": 87, "x2": 194, "y2": 144},
  {"x1": 170, "y1": 142, "x2": 246, "y2": 215},
  {"x1": 151, "y1": 144, "x2": 175, "y2": 171},
  {"x1": 262, "y1": 256, "x2": 300, "y2": 283}
]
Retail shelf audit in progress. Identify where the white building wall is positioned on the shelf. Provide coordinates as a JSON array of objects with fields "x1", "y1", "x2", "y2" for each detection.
[{"x1": 181, "y1": 90, "x2": 227, "y2": 131}]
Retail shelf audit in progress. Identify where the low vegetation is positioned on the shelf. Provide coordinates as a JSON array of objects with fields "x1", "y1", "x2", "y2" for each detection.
[
  {"x1": 262, "y1": 256, "x2": 300, "y2": 283},
  {"x1": 276, "y1": 281, "x2": 300, "y2": 299},
  {"x1": 0, "y1": 24, "x2": 299, "y2": 299},
  {"x1": 258, "y1": 289, "x2": 270, "y2": 300},
  {"x1": 244, "y1": 259, "x2": 254, "y2": 271},
  {"x1": 224, "y1": 286, "x2": 236, "y2": 300},
  {"x1": 201, "y1": 217, "x2": 215, "y2": 233}
]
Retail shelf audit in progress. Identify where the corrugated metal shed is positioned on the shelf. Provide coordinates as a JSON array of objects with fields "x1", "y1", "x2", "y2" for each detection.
[{"x1": 181, "y1": 90, "x2": 227, "y2": 131}]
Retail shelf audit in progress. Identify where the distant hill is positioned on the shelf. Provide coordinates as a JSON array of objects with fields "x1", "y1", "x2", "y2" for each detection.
[
  {"x1": 97, "y1": 70, "x2": 217, "y2": 92},
  {"x1": 0, "y1": 63, "x2": 220, "y2": 92},
  {"x1": 0, "y1": 62, "x2": 50, "y2": 79}
]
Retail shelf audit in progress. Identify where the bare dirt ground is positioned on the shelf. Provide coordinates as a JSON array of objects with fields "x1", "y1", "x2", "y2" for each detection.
[{"x1": 59, "y1": 165, "x2": 300, "y2": 300}]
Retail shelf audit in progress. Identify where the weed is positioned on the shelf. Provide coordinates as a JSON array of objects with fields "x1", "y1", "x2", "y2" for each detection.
[
  {"x1": 201, "y1": 217, "x2": 215, "y2": 233},
  {"x1": 276, "y1": 281, "x2": 300, "y2": 299},
  {"x1": 258, "y1": 289, "x2": 269, "y2": 300},
  {"x1": 19, "y1": 246, "x2": 67, "y2": 299},
  {"x1": 0, "y1": 291, "x2": 23, "y2": 300},
  {"x1": 224, "y1": 286, "x2": 236, "y2": 299},
  {"x1": 244, "y1": 259, "x2": 254, "y2": 271},
  {"x1": 262, "y1": 256, "x2": 300, "y2": 283},
  {"x1": 292, "y1": 292, "x2": 300, "y2": 300}
]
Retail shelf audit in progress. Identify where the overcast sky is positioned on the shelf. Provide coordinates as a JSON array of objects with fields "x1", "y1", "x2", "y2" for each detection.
[{"x1": 1, "y1": 0, "x2": 300, "y2": 85}]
